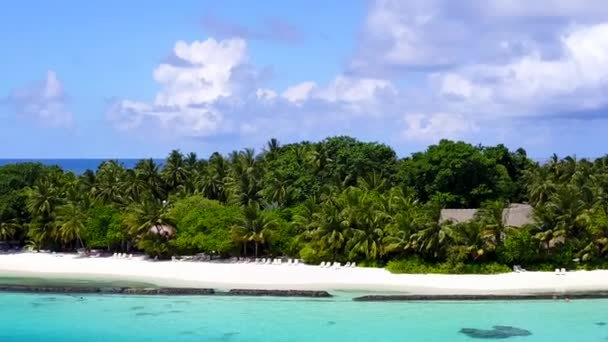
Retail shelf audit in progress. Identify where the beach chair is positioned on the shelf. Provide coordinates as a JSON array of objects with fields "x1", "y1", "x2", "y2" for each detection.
[
  {"x1": 319, "y1": 261, "x2": 326, "y2": 267},
  {"x1": 128, "y1": 254, "x2": 133, "y2": 259},
  {"x1": 351, "y1": 262, "x2": 356, "y2": 268},
  {"x1": 555, "y1": 268, "x2": 560, "y2": 275},
  {"x1": 334, "y1": 262, "x2": 342, "y2": 269},
  {"x1": 294, "y1": 259, "x2": 300, "y2": 266},
  {"x1": 287, "y1": 259, "x2": 293, "y2": 265},
  {"x1": 344, "y1": 262, "x2": 351, "y2": 268},
  {"x1": 561, "y1": 268, "x2": 566, "y2": 275}
]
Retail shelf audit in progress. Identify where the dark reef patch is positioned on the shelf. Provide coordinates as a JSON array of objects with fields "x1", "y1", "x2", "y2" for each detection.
[
  {"x1": 596, "y1": 322, "x2": 607, "y2": 326},
  {"x1": 459, "y1": 325, "x2": 532, "y2": 339}
]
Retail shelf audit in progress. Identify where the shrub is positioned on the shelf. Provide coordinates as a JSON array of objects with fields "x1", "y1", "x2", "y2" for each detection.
[{"x1": 386, "y1": 258, "x2": 510, "y2": 274}]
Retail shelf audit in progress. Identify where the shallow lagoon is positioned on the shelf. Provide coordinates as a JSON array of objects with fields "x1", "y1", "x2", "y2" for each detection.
[{"x1": 0, "y1": 293, "x2": 606, "y2": 341}]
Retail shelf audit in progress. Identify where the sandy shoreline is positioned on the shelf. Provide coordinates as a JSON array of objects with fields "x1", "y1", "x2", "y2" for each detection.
[{"x1": 1, "y1": 252, "x2": 608, "y2": 295}]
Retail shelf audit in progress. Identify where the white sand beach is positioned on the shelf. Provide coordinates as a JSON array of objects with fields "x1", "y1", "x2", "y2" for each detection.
[{"x1": 1, "y1": 252, "x2": 608, "y2": 295}]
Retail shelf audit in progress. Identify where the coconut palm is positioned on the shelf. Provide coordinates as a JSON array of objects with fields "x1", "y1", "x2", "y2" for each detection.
[
  {"x1": 410, "y1": 222, "x2": 456, "y2": 260},
  {"x1": 476, "y1": 200, "x2": 509, "y2": 249},
  {"x1": 162, "y1": 150, "x2": 189, "y2": 193},
  {"x1": 55, "y1": 202, "x2": 86, "y2": 249},
  {"x1": 0, "y1": 220, "x2": 19, "y2": 243},
  {"x1": 124, "y1": 198, "x2": 174, "y2": 242},
  {"x1": 231, "y1": 201, "x2": 277, "y2": 257},
  {"x1": 197, "y1": 152, "x2": 230, "y2": 202},
  {"x1": 94, "y1": 160, "x2": 127, "y2": 205}
]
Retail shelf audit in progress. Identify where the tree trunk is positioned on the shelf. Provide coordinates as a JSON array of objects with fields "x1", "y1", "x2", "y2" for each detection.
[
  {"x1": 255, "y1": 242, "x2": 259, "y2": 258},
  {"x1": 243, "y1": 241, "x2": 248, "y2": 256}
]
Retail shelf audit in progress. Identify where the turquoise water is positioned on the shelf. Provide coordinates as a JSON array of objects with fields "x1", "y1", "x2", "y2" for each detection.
[{"x1": 0, "y1": 293, "x2": 606, "y2": 341}]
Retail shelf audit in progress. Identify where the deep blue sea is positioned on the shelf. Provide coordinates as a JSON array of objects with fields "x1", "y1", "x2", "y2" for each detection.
[
  {"x1": 0, "y1": 293, "x2": 606, "y2": 341},
  {"x1": 0, "y1": 159, "x2": 164, "y2": 174}
]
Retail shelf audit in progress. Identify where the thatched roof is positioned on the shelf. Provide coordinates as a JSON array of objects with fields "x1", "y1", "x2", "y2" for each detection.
[
  {"x1": 149, "y1": 224, "x2": 175, "y2": 237},
  {"x1": 503, "y1": 203, "x2": 534, "y2": 227},
  {"x1": 439, "y1": 209, "x2": 478, "y2": 224},
  {"x1": 440, "y1": 203, "x2": 533, "y2": 228}
]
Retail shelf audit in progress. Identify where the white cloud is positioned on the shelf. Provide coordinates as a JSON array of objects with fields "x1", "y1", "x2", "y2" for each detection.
[
  {"x1": 479, "y1": 0, "x2": 608, "y2": 18},
  {"x1": 402, "y1": 112, "x2": 477, "y2": 141},
  {"x1": 4, "y1": 70, "x2": 72, "y2": 127},
  {"x1": 107, "y1": 37, "x2": 398, "y2": 141},
  {"x1": 255, "y1": 88, "x2": 278, "y2": 101},
  {"x1": 107, "y1": 38, "x2": 248, "y2": 136},
  {"x1": 281, "y1": 82, "x2": 317, "y2": 102},
  {"x1": 317, "y1": 75, "x2": 393, "y2": 104},
  {"x1": 436, "y1": 23, "x2": 608, "y2": 117}
]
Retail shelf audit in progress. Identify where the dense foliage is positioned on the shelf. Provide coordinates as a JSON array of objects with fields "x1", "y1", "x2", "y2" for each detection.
[{"x1": 1, "y1": 136, "x2": 608, "y2": 273}]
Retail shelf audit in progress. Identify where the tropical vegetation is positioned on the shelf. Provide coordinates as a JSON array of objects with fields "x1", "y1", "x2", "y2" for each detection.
[{"x1": 1, "y1": 137, "x2": 607, "y2": 273}]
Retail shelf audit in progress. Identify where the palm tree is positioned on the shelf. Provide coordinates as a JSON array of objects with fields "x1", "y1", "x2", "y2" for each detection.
[
  {"x1": 263, "y1": 138, "x2": 281, "y2": 161},
  {"x1": 383, "y1": 188, "x2": 428, "y2": 254},
  {"x1": 133, "y1": 159, "x2": 165, "y2": 201},
  {"x1": 310, "y1": 196, "x2": 348, "y2": 261},
  {"x1": 26, "y1": 179, "x2": 63, "y2": 219},
  {"x1": 231, "y1": 202, "x2": 277, "y2": 257},
  {"x1": 228, "y1": 149, "x2": 262, "y2": 205},
  {"x1": 162, "y1": 150, "x2": 189, "y2": 193},
  {"x1": 55, "y1": 202, "x2": 86, "y2": 249},
  {"x1": 476, "y1": 200, "x2": 509, "y2": 250},
  {"x1": 263, "y1": 174, "x2": 289, "y2": 207},
  {"x1": 94, "y1": 160, "x2": 127, "y2": 206},
  {"x1": 0, "y1": 220, "x2": 19, "y2": 244},
  {"x1": 410, "y1": 222, "x2": 456, "y2": 260},
  {"x1": 345, "y1": 203, "x2": 388, "y2": 260},
  {"x1": 524, "y1": 167, "x2": 555, "y2": 206},
  {"x1": 124, "y1": 198, "x2": 174, "y2": 246}
]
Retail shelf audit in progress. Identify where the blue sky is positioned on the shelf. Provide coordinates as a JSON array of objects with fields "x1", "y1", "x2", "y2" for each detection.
[{"x1": 1, "y1": 0, "x2": 608, "y2": 159}]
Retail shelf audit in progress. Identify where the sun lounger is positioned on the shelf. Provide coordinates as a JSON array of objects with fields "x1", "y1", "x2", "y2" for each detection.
[
  {"x1": 513, "y1": 265, "x2": 527, "y2": 273},
  {"x1": 344, "y1": 262, "x2": 351, "y2": 267},
  {"x1": 555, "y1": 268, "x2": 560, "y2": 275},
  {"x1": 561, "y1": 268, "x2": 566, "y2": 274},
  {"x1": 351, "y1": 262, "x2": 356, "y2": 268},
  {"x1": 319, "y1": 261, "x2": 326, "y2": 267},
  {"x1": 294, "y1": 259, "x2": 299, "y2": 265}
]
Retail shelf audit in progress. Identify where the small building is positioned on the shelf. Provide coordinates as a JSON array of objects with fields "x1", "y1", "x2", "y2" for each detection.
[{"x1": 439, "y1": 203, "x2": 533, "y2": 227}]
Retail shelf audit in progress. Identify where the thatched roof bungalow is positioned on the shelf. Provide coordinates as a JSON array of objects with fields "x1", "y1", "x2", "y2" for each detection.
[{"x1": 439, "y1": 203, "x2": 533, "y2": 227}]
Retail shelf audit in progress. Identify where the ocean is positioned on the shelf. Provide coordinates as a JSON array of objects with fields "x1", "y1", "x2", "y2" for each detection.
[
  {"x1": 0, "y1": 293, "x2": 606, "y2": 341},
  {"x1": 0, "y1": 159, "x2": 164, "y2": 174}
]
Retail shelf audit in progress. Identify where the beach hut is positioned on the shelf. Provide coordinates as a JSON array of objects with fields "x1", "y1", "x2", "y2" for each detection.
[
  {"x1": 148, "y1": 224, "x2": 176, "y2": 238},
  {"x1": 439, "y1": 203, "x2": 533, "y2": 228}
]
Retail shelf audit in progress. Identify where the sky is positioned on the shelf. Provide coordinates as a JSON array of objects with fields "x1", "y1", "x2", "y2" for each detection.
[{"x1": 1, "y1": 0, "x2": 608, "y2": 159}]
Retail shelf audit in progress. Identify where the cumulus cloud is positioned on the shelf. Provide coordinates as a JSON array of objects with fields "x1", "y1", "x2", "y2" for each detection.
[
  {"x1": 402, "y1": 112, "x2": 477, "y2": 141},
  {"x1": 342, "y1": 0, "x2": 608, "y2": 143},
  {"x1": 436, "y1": 23, "x2": 608, "y2": 117},
  {"x1": 282, "y1": 82, "x2": 317, "y2": 103},
  {"x1": 350, "y1": 0, "x2": 608, "y2": 76},
  {"x1": 107, "y1": 1, "x2": 608, "y2": 151},
  {"x1": 3, "y1": 71, "x2": 72, "y2": 127},
  {"x1": 107, "y1": 37, "x2": 398, "y2": 140},
  {"x1": 107, "y1": 38, "x2": 250, "y2": 136}
]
